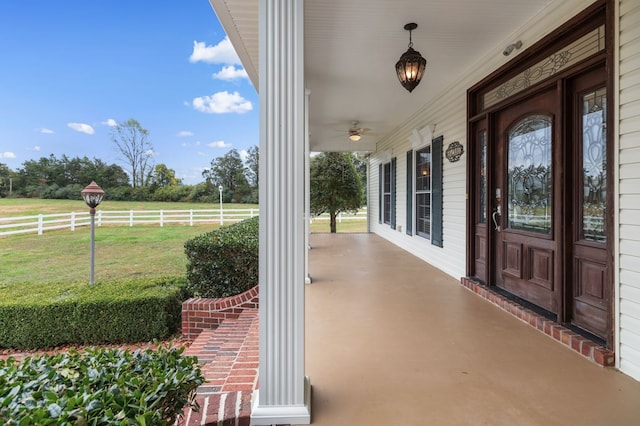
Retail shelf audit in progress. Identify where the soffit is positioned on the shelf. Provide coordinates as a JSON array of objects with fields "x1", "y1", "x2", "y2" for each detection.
[{"x1": 209, "y1": 0, "x2": 556, "y2": 152}]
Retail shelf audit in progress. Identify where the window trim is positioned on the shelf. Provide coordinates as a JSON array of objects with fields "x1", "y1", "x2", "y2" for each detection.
[
  {"x1": 415, "y1": 145, "x2": 432, "y2": 239},
  {"x1": 411, "y1": 135, "x2": 444, "y2": 246},
  {"x1": 383, "y1": 162, "x2": 391, "y2": 225},
  {"x1": 406, "y1": 150, "x2": 413, "y2": 235}
]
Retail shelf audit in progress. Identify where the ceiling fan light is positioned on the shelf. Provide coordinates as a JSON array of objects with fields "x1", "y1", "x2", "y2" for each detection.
[{"x1": 349, "y1": 133, "x2": 361, "y2": 142}]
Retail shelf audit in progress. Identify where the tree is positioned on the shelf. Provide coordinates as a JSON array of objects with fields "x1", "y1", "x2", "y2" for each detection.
[
  {"x1": 0, "y1": 163, "x2": 14, "y2": 197},
  {"x1": 310, "y1": 152, "x2": 364, "y2": 233},
  {"x1": 245, "y1": 145, "x2": 259, "y2": 188},
  {"x1": 150, "y1": 163, "x2": 182, "y2": 188},
  {"x1": 91, "y1": 159, "x2": 130, "y2": 188},
  {"x1": 111, "y1": 119, "x2": 154, "y2": 188},
  {"x1": 12, "y1": 155, "x2": 129, "y2": 197},
  {"x1": 352, "y1": 153, "x2": 368, "y2": 199},
  {"x1": 202, "y1": 149, "x2": 248, "y2": 193}
]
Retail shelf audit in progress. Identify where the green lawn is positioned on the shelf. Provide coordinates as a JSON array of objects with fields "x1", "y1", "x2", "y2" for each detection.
[
  {"x1": 309, "y1": 218, "x2": 367, "y2": 233},
  {"x1": 0, "y1": 224, "x2": 216, "y2": 285},
  {"x1": 0, "y1": 199, "x2": 367, "y2": 285}
]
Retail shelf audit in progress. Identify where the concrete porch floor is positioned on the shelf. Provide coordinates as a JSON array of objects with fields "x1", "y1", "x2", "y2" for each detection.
[{"x1": 305, "y1": 233, "x2": 640, "y2": 425}]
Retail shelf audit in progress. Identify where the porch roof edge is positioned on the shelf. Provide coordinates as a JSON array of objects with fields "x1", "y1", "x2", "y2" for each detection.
[{"x1": 208, "y1": 0, "x2": 260, "y2": 92}]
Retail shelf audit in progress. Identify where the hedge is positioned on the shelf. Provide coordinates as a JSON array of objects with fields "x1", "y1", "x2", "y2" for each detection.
[
  {"x1": 185, "y1": 216, "x2": 258, "y2": 298},
  {"x1": 0, "y1": 345, "x2": 204, "y2": 424},
  {"x1": 0, "y1": 277, "x2": 189, "y2": 350}
]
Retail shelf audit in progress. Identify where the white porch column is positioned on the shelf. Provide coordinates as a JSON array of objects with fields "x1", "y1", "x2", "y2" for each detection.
[
  {"x1": 305, "y1": 89, "x2": 312, "y2": 285},
  {"x1": 251, "y1": 0, "x2": 311, "y2": 424}
]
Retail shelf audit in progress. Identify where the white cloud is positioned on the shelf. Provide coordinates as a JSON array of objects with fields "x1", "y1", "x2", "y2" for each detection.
[
  {"x1": 0, "y1": 152, "x2": 16, "y2": 159},
  {"x1": 40, "y1": 128, "x2": 54, "y2": 134},
  {"x1": 197, "y1": 151, "x2": 207, "y2": 157},
  {"x1": 212, "y1": 65, "x2": 249, "y2": 81},
  {"x1": 145, "y1": 149, "x2": 157, "y2": 157},
  {"x1": 207, "y1": 141, "x2": 231, "y2": 148},
  {"x1": 102, "y1": 118, "x2": 117, "y2": 127},
  {"x1": 181, "y1": 140, "x2": 201, "y2": 148},
  {"x1": 33, "y1": 146, "x2": 41, "y2": 152},
  {"x1": 189, "y1": 37, "x2": 241, "y2": 65},
  {"x1": 68, "y1": 122, "x2": 95, "y2": 135},
  {"x1": 177, "y1": 130, "x2": 194, "y2": 137},
  {"x1": 239, "y1": 149, "x2": 248, "y2": 161},
  {"x1": 192, "y1": 91, "x2": 252, "y2": 114}
]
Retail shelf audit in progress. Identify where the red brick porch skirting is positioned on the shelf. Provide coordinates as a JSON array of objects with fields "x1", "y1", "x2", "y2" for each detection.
[
  {"x1": 181, "y1": 286, "x2": 259, "y2": 341},
  {"x1": 460, "y1": 277, "x2": 615, "y2": 367},
  {"x1": 179, "y1": 288, "x2": 259, "y2": 425},
  {"x1": 179, "y1": 310, "x2": 259, "y2": 426}
]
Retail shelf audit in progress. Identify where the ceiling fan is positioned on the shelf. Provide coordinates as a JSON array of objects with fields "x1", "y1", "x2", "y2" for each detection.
[{"x1": 348, "y1": 121, "x2": 371, "y2": 142}]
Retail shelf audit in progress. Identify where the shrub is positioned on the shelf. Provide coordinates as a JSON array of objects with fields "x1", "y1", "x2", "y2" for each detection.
[
  {"x1": 187, "y1": 183, "x2": 214, "y2": 203},
  {"x1": 0, "y1": 345, "x2": 204, "y2": 424},
  {"x1": 106, "y1": 185, "x2": 132, "y2": 201},
  {"x1": 185, "y1": 216, "x2": 258, "y2": 298},
  {"x1": 0, "y1": 277, "x2": 189, "y2": 350},
  {"x1": 152, "y1": 185, "x2": 192, "y2": 202}
]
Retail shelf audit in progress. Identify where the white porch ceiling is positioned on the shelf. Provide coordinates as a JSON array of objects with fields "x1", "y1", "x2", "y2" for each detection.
[{"x1": 209, "y1": 0, "x2": 554, "y2": 152}]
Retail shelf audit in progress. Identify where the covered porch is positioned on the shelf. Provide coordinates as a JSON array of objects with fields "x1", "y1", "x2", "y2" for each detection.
[
  {"x1": 203, "y1": 0, "x2": 640, "y2": 422},
  {"x1": 305, "y1": 233, "x2": 640, "y2": 425}
]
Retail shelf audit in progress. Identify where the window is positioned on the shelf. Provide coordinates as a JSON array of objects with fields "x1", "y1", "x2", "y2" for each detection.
[
  {"x1": 383, "y1": 162, "x2": 391, "y2": 225},
  {"x1": 378, "y1": 158, "x2": 396, "y2": 228},
  {"x1": 406, "y1": 150, "x2": 413, "y2": 235},
  {"x1": 415, "y1": 146, "x2": 431, "y2": 238}
]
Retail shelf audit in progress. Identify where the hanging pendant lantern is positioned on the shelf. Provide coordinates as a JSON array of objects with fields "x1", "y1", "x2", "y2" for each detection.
[{"x1": 395, "y1": 23, "x2": 427, "y2": 93}]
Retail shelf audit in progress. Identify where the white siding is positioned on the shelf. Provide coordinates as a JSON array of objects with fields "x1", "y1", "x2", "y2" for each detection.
[
  {"x1": 369, "y1": 92, "x2": 468, "y2": 279},
  {"x1": 618, "y1": 0, "x2": 640, "y2": 381}
]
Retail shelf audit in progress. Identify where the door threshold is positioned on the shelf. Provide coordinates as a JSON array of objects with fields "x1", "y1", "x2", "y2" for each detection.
[{"x1": 460, "y1": 277, "x2": 614, "y2": 367}]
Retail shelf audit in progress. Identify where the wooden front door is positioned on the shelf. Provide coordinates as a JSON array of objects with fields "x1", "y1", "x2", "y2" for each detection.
[
  {"x1": 468, "y1": 2, "x2": 612, "y2": 347},
  {"x1": 489, "y1": 66, "x2": 611, "y2": 343},
  {"x1": 493, "y1": 87, "x2": 560, "y2": 313}
]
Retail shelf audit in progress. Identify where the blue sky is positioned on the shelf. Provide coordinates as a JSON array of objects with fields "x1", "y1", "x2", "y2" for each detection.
[{"x1": 0, "y1": 1, "x2": 258, "y2": 185}]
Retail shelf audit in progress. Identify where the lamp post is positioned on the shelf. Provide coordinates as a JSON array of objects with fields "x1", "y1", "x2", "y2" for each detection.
[
  {"x1": 81, "y1": 181, "x2": 105, "y2": 284},
  {"x1": 218, "y1": 185, "x2": 224, "y2": 225}
]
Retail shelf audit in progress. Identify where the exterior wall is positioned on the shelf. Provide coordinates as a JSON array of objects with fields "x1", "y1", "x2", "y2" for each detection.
[
  {"x1": 369, "y1": 95, "x2": 467, "y2": 279},
  {"x1": 368, "y1": 0, "x2": 597, "y2": 280},
  {"x1": 618, "y1": 0, "x2": 640, "y2": 381}
]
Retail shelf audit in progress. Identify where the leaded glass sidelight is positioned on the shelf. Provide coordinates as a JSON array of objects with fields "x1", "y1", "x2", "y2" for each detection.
[
  {"x1": 507, "y1": 115, "x2": 552, "y2": 234},
  {"x1": 581, "y1": 87, "x2": 607, "y2": 242},
  {"x1": 479, "y1": 131, "x2": 487, "y2": 224}
]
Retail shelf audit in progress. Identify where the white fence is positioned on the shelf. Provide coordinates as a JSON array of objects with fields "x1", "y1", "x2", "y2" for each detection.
[
  {"x1": 0, "y1": 208, "x2": 258, "y2": 236},
  {"x1": 0, "y1": 208, "x2": 367, "y2": 236},
  {"x1": 309, "y1": 210, "x2": 367, "y2": 224}
]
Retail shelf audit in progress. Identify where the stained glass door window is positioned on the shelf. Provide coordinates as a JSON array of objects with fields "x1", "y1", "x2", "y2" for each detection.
[{"x1": 507, "y1": 115, "x2": 553, "y2": 234}]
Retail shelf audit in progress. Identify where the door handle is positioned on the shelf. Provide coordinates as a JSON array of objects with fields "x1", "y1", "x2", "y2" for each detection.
[{"x1": 492, "y1": 207, "x2": 501, "y2": 232}]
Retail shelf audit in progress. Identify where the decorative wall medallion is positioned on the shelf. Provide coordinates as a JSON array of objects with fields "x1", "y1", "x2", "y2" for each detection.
[{"x1": 446, "y1": 141, "x2": 464, "y2": 162}]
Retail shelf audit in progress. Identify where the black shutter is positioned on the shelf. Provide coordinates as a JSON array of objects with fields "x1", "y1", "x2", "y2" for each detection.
[
  {"x1": 378, "y1": 164, "x2": 383, "y2": 224},
  {"x1": 390, "y1": 157, "x2": 397, "y2": 229},
  {"x1": 406, "y1": 150, "x2": 413, "y2": 235},
  {"x1": 431, "y1": 136, "x2": 443, "y2": 247}
]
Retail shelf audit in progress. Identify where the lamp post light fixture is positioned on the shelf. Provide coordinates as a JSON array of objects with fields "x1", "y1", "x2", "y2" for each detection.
[
  {"x1": 218, "y1": 185, "x2": 224, "y2": 226},
  {"x1": 81, "y1": 181, "x2": 105, "y2": 285},
  {"x1": 395, "y1": 23, "x2": 427, "y2": 93}
]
